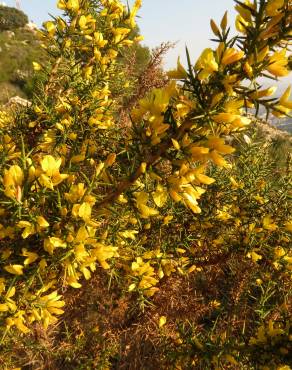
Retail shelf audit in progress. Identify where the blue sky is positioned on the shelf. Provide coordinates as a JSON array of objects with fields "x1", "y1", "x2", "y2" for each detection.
[
  {"x1": 128, "y1": 0, "x2": 237, "y2": 69},
  {"x1": 3, "y1": 0, "x2": 237, "y2": 68}
]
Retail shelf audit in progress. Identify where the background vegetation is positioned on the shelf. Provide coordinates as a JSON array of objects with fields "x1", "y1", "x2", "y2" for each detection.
[{"x1": 0, "y1": 5, "x2": 28, "y2": 32}]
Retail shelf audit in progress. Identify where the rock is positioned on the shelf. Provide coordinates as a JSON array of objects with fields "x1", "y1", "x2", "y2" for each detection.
[
  {"x1": 24, "y1": 22, "x2": 38, "y2": 32},
  {"x1": 6, "y1": 96, "x2": 31, "y2": 108},
  {"x1": 256, "y1": 120, "x2": 292, "y2": 143},
  {"x1": 225, "y1": 135, "x2": 234, "y2": 144},
  {"x1": 5, "y1": 30, "x2": 15, "y2": 38}
]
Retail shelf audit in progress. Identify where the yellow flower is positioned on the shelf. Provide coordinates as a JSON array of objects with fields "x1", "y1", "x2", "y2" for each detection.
[
  {"x1": 133, "y1": 0, "x2": 142, "y2": 9},
  {"x1": 224, "y1": 354, "x2": 238, "y2": 366},
  {"x1": 159, "y1": 316, "x2": 167, "y2": 328},
  {"x1": 267, "y1": 49, "x2": 289, "y2": 77},
  {"x1": 216, "y1": 207, "x2": 232, "y2": 221},
  {"x1": 244, "y1": 61, "x2": 253, "y2": 77},
  {"x1": 209, "y1": 150, "x2": 229, "y2": 168},
  {"x1": 152, "y1": 184, "x2": 168, "y2": 207},
  {"x1": 128, "y1": 283, "x2": 136, "y2": 292},
  {"x1": 21, "y1": 248, "x2": 39, "y2": 265},
  {"x1": 66, "y1": 0, "x2": 79, "y2": 12},
  {"x1": 0, "y1": 304, "x2": 9, "y2": 312},
  {"x1": 131, "y1": 258, "x2": 159, "y2": 292},
  {"x1": 207, "y1": 137, "x2": 235, "y2": 154},
  {"x1": 134, "y1": 35, "x2": 144, "y2": 42},
  {"x1": 41, "y1": 155, "x2": 61, "y2": 177},
  {"x1": 250, "y1": 86, "x2": 277, "y2": 99},
  {"x1": 195, "y1": 48, "x2": 218, "y2": 80},
  {"x1": 284, "y1": 220, "x2": 292, "y2": 232},
  {"x1": 112, "y1": 27, "x2": 131, "y2": 44},
  {"x1": 78, "y1": 15, "x2": 88, "y2": 29},
  {"x1": 94, "y1": 32, "x2": 108, "y2": 48},
  {"x1": 235, "y1": 15, "x2": 249, "y2": 33},
  {"x1": 267, "y1": 319, "x2": 284, "y2": 337},
  {"x1": 4, "y1": 265, "x2": 24, "y2": 275},
  {"x1": 235, "y1": 0, "x2": 254, "y2": 22},
  {"x1": 119, "y1": 230, "x2": 139, "y2": 240},
  {"x1": 17, "y1": 221, "x2": 36, "y2": 239},
  {"x1": 3, "y1": 165, "x2": 24, "y2": 200},
  {"x1": 266, "y1": 0, "x2": 284, "y2": 17},
  {"x1": 39, "y1": 155, "x2": 68, "y2": 189},
  {"x1": 273, "y1": 86, "x2": 292, "y2": 117},
  {"x1": 213, "y1": 112, "x2": 251, "y2": 130},
  {"x1": 35, "y1": 291, "x2": 66, "y2": 328},
  {"x1": 44, "y1": 237, "x2": 67, "y2": 255},
  {"x1": 256, "y1": 279, "x2": 263, "y2": 285},
  {"x1": 182, "y1": 187, "x2": 202, "y2": 214},
  {"x1": 135, "y1": 192, "x2": 159, "y2": 218},
  {"x1": 230, "y1": 176, "x2": 244, "y2": 189},
  {"x1": 256, "y1": 45, "x2": 270, "y2": 63},
  {"x1": 126, "y1": 0, "x2": 141, "y2": 28},
  {"x1": 78, "y1": 202, "x2": 92, "y2": 222},
  {"x1": 32, "y1": 62, "x2": 42, "y2": 71},
  {"x1": 6, "y1": 313, "x2": 30, "y2": 333},
  {"x1": 161, "y1": 215, "x2": 172, "y2": 226},
  {"x1": 195, "y1": 173, "x2": 215, "y2": 185},
  {"x1": 274, "y1": 246, "x2": 286, "y2": 259},
  {"x1": 44, "y1": 21, "x2": 56, "y2": 36},
  {"x1": 65, "y1": 183, "x2": 86, "y2": 203},
  {"x1": 167, "y1": 57, "x2": 188, "y2": 79},
  {"x1": 139, "y1": 162, "x2": 147, "y2": 173},
  {"x1": 279, "y1": 86, "x2": 292, "y2": 108},
  {"x1": 171, "y1": 138, "x2": 180, "y2": 150},
  {"x1": 188, "y1": 145, "x2": 209, "y2": 158},
  {"x1": 247, "y1": 251, "x2": 262, "y2": 263},
  {"x1": 263, "y1": 215, "x2": 278, "y2": 231},
  {"x1": 83, "y1": 65, "x2": 93, "y2": 80},
  {"x1": 210, "y1": 300, "x2": 221, "y2": 309},
  {"x1": 222, "y1": 74, "x2": 240, "y2": 95},
  {"x1": 117, "y1": 194, "x2": 128, "y2": 204},
  {"x1": 57, "y1": 0, "x2": 66, "y2": 10},
  {"x1": 221, "y1": 48, "x2": 244, "y2": 65},
  {"x1": 37, "y1": 216, "x2": 49, "y2": 228},
  {"x1": 92, "y1": 243, "x2": 118, "y2": 269}
]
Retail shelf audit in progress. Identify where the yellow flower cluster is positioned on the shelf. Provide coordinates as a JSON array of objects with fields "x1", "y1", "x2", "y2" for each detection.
[{"x1": 0, "y1": 0, "x2": 142, "y2": 334}]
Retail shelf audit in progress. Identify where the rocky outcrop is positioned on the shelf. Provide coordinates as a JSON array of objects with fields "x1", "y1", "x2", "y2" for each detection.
[{"x1": 5, "y1": 95, "x2": 31, "y2": 107}]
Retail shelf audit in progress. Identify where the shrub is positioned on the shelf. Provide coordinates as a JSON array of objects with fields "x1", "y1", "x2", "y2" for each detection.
[
  {"x1": 0, "y1": 6, "x2": 28, "y2": 32},
  {"x1": 0, "y1": 0, "x2": 291, "y2": 368}
]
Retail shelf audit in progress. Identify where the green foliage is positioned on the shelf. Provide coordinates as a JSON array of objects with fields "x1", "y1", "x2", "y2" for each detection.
[
  {"x1": 0, "y1": 6, "x2": 28, "y2": 32},
  {"x1": 0, "y1": 28, "x2": 45, "y2": 103}
]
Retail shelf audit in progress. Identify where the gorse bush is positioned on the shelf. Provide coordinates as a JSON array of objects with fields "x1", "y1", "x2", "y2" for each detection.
[
  {"x1": 160, "y1": 129, "x2": 291, "y2": 368},
  {"x1": 0, "y1": 0, "x2": 291, "y2": 368}
]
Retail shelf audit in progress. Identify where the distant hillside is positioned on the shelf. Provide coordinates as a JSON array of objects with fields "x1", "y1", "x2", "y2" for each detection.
[
  {"x1": 0, "y1": 24, "x2": 44, "y2": 104},
  {"x1": 266, "y1": 116, "x2": 292, "y2": 134},
  {"x1": 250, "y1": 105, "x2": 292, "y2": 135},
  {"x1": 257, "y1": 109, "x2": 292, "y2": 134}
]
